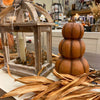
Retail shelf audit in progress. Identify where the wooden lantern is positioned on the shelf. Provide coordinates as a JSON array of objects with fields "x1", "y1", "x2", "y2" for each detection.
[{"x1": 0, "y1": 1, "x2": 55, "y2": 76}]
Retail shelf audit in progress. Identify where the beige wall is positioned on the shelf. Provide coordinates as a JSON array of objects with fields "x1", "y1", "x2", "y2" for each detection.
[
  {"x1": 34, "y1": 0, "x2": 75, "y2": 12},
  {"x1": 34, "y1": 0, "x2": 52, "y2": 11},
  {"x1": 52, "y1": 30, "x2": 100, "y2": 54}
]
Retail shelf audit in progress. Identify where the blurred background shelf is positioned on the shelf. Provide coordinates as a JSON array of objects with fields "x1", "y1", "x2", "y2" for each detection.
[{"x1": 71, "y1": 9, "x2": 91, "y2": 16}]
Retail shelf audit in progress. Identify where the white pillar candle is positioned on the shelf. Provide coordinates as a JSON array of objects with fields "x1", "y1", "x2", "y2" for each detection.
[{"x1": 18, "y1": 32, "x2": 26, "y2": 62}]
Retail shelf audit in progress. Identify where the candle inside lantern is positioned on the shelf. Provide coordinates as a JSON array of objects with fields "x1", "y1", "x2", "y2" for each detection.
[{"x1": 18, "y1": 33, "x2": 26, "y2": 63}]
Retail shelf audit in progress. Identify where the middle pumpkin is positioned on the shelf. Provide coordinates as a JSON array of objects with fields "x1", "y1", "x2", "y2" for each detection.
[{"x1": 59, "y1": 39, "x2": 85, "y2": 59}]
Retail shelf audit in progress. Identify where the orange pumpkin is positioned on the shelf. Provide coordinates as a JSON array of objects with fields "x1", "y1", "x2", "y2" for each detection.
[
  {"x1": 0, "y1": 33, "x2": 14, "y2": 49},
  {"x1": 55, "y1": 57, "x2": 89, "y2": 75},
  {"x1": 2, "y1": 0, "x2": 14, "y2": 6},
  {"x1": 62, "y1": 23, "x2": 84, "y2": 39},
  {"x1": 59, "y1": 39, "x2": 85, "y2": 59},
  {"x1": 2, "y1": 0, "x2": 27, "y2": 6}
]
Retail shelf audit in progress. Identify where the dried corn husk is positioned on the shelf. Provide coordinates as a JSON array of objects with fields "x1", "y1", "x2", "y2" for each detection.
[
  {"x1": 52, "y1": 53, "x2": 59, "y2": 58},
  {"x1": 1, "y1": 67, "x2": 100, "y2": 100},
  {"x1": 7, "y1": 64, "x2": 54, "y2": 84},
  {"x1": 45, "y1": 70, "x2": 96, "y2": 100},
  {"x1": 86, "y1": 94, "x2": 100, "y2": 100},
  {"x1": 53, "y1": 69, "x2": 73, "y2": 81},
  {"x1": 52, "y1": 53, "x2": 59, "y2": 63},
  {"x1": 58, "y1": 86, "x2": 85, "y2": 99},
  {"x1": 0, "y1": 84, "x2": 48, "y2": 98},
  {"x1": 60, "y1": 80, "x2": 69, "y2": 85},
  {"x1": 58, "y1": 92, "x2": 99, "y2": 100},
  {"x1": 53, "y1": 69, "x2": 95, "y2": 87},
  {"x1": 0, "y1": 63, "x2": 4, "y2": 69},
  {"x1": 15, "y1": 76, "x2": 54, "y2": 84},
  {"x1": 53, "y1": 69, "x2": 76, "y2": 80},
  {"x1": 32, "y1": 81, "x2": 60, "y2": 100},
  {"x1": 37, "y1": 66, "x2": 46, "y2": 76},
  {"x1": 45, "y1": 75, "x2": 86, "y2": 100}
]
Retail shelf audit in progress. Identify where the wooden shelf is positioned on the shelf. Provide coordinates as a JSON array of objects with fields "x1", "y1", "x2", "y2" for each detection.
[{"x1": 71, "y1": 9, "x2": 91, "y2": 16}]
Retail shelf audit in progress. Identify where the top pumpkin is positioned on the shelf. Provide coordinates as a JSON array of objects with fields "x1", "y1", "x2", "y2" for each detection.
[{"x1": 62, "y1": 23, "x2": 84, "y2": 39}]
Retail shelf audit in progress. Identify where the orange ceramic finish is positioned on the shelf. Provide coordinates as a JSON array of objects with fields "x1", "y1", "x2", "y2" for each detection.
[
  {"x1": 62, "y1": 23, "x2": 84, "y2": 39},
  {"x1": 3, "y1": 0, "x2": 14, "y2": 6},
  {"x1": 59, "y1": 39, "x2": 85, "y2": 59},
  {"x1": 55, "y1": 57, "x2": 89, "y2": 76}
]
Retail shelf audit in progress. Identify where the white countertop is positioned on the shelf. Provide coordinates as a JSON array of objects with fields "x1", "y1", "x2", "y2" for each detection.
[
  {"x1": 52, "y1": 29, "x2": 100, "y2": 34},
  {"x1": 0, "y1": 69, "x2": 57, "y2": 100}
]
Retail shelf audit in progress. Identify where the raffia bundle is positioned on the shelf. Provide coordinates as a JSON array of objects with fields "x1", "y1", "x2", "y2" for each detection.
[{"x1": 0, "y1": 65, "x2": 100, "y2": 100}]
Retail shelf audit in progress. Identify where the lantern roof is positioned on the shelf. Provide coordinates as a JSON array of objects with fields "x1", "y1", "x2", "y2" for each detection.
[{"x1": 0, "y1": 1, "x2": 54, "y2": 29}]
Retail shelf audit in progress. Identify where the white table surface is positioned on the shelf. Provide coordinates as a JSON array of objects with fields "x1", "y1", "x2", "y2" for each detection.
[{"x1": 0, "y1": 69, "x2": 58, "y2": 100}]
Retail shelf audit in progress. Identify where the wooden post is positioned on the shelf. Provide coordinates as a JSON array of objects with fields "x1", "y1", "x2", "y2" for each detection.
[
  {"x1": 16, "y1": 32, "x2": 20, "y2": 57},
  {"x1": 47, "y1": 26, "x2": 52, "y2": 65},
  {"x1": 34, "y1": 26, "x2": 42, "y2": 74},
  {"x1": 1, "y1": 32, "x2": 10, "y2": 65}
]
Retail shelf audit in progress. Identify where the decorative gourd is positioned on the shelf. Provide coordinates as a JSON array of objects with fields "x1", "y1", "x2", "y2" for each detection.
[
  {"x1": 2, "y1": 0, "x2": 14, "y2": 6},
  {"x1": 59, "y1": 39, "x2": 85, "y2": 59},
  {"x1": 2, "y1": 0, "x2": 28, "y2": 6},
  {"x1": 62, "y1": 23, "x2": 84, "y2": 39},
  {"x1": 0, "y1": 33, "x2": 14, "y2": 49},
  {"x1": 55, "y1": 57, "x2": 89, "y2": 75}
]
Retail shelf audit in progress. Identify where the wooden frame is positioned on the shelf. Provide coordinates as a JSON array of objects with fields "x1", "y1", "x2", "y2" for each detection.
[{"x1": 0, "y1": 1, "x2": 55, "y2": 76}]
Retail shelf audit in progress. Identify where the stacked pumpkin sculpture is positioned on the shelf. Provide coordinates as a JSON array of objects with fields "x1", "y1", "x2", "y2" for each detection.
[{"x1": 55, "y1": 23, "x2": 89, "y2": 75}]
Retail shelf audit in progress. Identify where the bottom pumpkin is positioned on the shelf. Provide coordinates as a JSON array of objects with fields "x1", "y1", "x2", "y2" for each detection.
[{"x1": 55, "y1": 57, "x2": 89, "y2": 76}]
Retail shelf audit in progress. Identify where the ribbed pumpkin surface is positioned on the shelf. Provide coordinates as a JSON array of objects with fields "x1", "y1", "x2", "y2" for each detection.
[
  {"x1": 62, "y1": 22, "x2": 84, "y2": 39},
  {"x1": 55, "y1": 57, "x2": 89, "y2": 76},
  {"x1": 59, "y1": 39, "x2": 85, "y2": 59}
]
